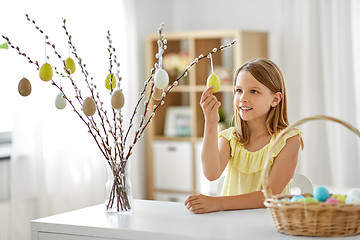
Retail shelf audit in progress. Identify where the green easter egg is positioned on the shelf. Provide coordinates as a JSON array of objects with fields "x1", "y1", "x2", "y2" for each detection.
[
  {"x1": 105, "y1": 74, "x2": 116, "y2": 90},
  {"x1": 39, "y1": 63, "x2": 53, "y2": 81},
  {"x1": 331, "y1": 194, "x2": 346, "y2": 203},
  {"x1": 299, "y1": 197, "x2": 318, "y2": 203},
  {"x1": 207, "y1": 74, "x2": 220, "y2": 93},
  {"x1": 65, "y1": 57, "x2": 76, "y2": 74}
]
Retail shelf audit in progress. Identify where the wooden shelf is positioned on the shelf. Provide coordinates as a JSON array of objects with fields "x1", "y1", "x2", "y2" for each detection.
[{"x1": 146, "y1": 30, "x2": 268, "y2": 200}]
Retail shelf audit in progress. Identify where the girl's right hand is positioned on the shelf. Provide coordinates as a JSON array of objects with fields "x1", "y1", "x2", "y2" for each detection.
[{"x1": 200, "y1": 86, "x2": 221, "y2": 124}]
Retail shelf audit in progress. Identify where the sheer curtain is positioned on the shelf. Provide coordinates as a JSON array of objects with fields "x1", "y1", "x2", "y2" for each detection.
[
  {"x1": 279, "y1": 0, "x2": 360, "y2": 190},
  {"x1": 0, "y1": 1, "x2": 139, "y2": 239}
]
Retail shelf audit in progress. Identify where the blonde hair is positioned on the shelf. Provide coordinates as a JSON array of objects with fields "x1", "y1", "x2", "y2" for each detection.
[{"x1": 233, "y1": 59, "x2": 288, "y2": 144}]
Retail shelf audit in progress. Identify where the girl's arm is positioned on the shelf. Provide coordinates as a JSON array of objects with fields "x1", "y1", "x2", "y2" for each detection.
[
  {"x1": 185, "y1": 134, "x2": 301, "y2": 214},
  {"x1": 200, "y1": 86, "x2": 230, "y2": 181}
]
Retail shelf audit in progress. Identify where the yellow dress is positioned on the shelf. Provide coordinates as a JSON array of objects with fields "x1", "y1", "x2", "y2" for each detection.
[{"x1": 218, "y1": 127, "x2": 301, "y2": 196}]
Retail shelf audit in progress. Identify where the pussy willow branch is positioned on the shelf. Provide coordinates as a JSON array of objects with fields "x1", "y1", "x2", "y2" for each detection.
[
  {"x1": 130, "y1": 24, "x2": 166, "y2": 150},
  {"x1": 122, "y1": 24, "x2": 166, "y2": 164},
  {"x1": 124, "y1": 40, "x2": 237, "y2": 161},
  {"x1": 1, "y1": 35, "x2": 111, "y2": 162},
  {"x1": 106, "y1": 30, "x2": 124, "y2": 165},
  {"x1": 123, "y1": 23, "x2": 165, "y2": 149},
  {"x1": 24, "y1": 14, "x2": 113, "y2": 162},
  {"x1": 4, "y1": 14, "x2": 236, "y2": 175},
  {"x1": 61, "y1": 17, "x2": 117, "y2": 162}
]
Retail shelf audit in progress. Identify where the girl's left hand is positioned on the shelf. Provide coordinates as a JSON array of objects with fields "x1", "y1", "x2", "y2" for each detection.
[{"x1": 184, "y1": 194, "x2": 221, "y2": 214}]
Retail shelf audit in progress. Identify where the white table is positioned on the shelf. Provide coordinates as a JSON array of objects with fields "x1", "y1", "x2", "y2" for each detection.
[{"x1": 31, "y1": 199, "x2": 358, "y2": 240}]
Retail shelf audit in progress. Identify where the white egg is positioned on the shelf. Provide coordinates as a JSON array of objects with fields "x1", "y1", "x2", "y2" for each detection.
[
  {"x1": 55, "y1": 93, "x2": 67, "y2": 110},
  {"x1": 345, "y1": 188, "x2": 360, "y2": 204},
  {"x1": 154, "y1": 68, "x2": 169, "y2": 90}
]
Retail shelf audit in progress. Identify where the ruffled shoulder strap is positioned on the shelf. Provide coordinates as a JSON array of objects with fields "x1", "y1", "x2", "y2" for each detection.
[
  {"x1": 218, "y1": 127, "x2": 235, "y2": 141},
  {"x1": 270, "y1": 128, "x2": 302, "y2": 161},
  {"x1": 218, "y1": 127, "x2": 237, "y2": 157}
]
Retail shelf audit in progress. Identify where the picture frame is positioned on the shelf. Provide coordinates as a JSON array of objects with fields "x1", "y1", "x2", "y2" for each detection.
[{"x1": 164, "y1": 106, "x2": 192, "y2": 137}]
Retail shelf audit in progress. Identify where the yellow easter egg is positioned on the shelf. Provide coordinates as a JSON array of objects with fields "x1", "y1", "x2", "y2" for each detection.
[
  {"x1": 111, "y1": 90, "x2": 125, "y2": 109},
  {"x1": 39, "y1": 63, "x2": 53, "y2": 81},
  {"x1": 206, "y1": 74, "x2": 220, "y2": 93},
  {"x1": 82, "y1": 97, "x2": 96, "y2": 116},
  {"x1": 331, "y1": 194, "x2": 346, "y2": 203},
  {"x1": 105, "y1": 74, "x2": 116, "y2": 90},
  {"x1": 18, "y1": 77, "x2": 32, "y2": 96},
  {"x1": 65, "y1": 57, "x2": 76, "y2": 74}
]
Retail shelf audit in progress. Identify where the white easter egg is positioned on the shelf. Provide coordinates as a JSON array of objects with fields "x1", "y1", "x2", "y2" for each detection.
[
  {"x1": 154, "y1": 68, "x2": 169, "y2": 90},
  {"x1": 345, "y1": 188, "x2": 360, "y2": 204},
  {"x1": 55, "y1": 93, "x2": 67, "y2": 110}
]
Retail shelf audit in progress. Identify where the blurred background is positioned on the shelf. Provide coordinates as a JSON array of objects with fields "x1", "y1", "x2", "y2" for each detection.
[{"x1": 1, "y1": 0, "x2": 360, "y2": 239}]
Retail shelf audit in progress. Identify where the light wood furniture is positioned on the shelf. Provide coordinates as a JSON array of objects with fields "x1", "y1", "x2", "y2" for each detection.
[
  {"x1": 146, "y1": 30, "x2": 268, "y2": 200},
  {"x1": 32, "y1": 199, "x2": 360, "y2": 240}
]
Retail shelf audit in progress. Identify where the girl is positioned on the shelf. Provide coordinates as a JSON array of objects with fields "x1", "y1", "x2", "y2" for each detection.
[{"x1": 185, "y1": 59, "x2": 302, "y2": 214}]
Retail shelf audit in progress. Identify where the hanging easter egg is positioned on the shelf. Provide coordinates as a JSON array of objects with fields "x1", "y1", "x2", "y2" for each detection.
[
  {"x1": 154, "y1": 68, "x2": 169, "y2": 90},
  {"x1": 111, "y1": 90, "x2": 125, "y2": 109},
  {"x1": 18, "y1": 77, "x2": 32, "y2": 96},
  {"x1": 82, "y1": 97, "x2": 96, "y2": 116},
  {"x1": 55, "y1": 93, "x2": 67, "y2": 110},
  {"x1": 345, "y1": 188, "x2": 360, "y2": 204},
  {"x1": 207, "y1": 73, "x2": 220, "y2": 93},
  {"x1": 105, "y1": 73, "x2": 116, "y2": 90},
  {"x1": 65, "y1": 57, "x2": 76, "y2": 74},
  {"x1": 152, "y1": 87, "x2": 163, "y2": 101},
  {"x1": 313, "y1": 186, "x2": 330, "y2": 202},
  {"x1": 39, "y1": 63, "x2": 53, "y2": 81}
]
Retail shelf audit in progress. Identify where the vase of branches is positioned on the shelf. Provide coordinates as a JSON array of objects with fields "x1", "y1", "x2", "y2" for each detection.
[
  {"x1": 104, "y1": 159, "x2": 133, "y2": 213},
  {"x1": 2, "y1": 15, "x2": 235, "y2": 213}
]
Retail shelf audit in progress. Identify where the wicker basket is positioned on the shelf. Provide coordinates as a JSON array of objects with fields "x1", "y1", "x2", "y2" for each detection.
[{"x1": 261, "y1": 115, "x2": 360, "y2": 237}]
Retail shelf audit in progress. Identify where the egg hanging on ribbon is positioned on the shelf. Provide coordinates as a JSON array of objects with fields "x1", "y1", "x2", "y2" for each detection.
[
  {"x1": 18, "y1": 77, "x2": 32, "y2": 96},
  {"x1": 105, "y1": 73, "x2": 116, "y2": 90},
  {"x1": 65, "y1": 57, "x2": 76, "y2": 74},
  {"x1": 111, "y1": 89, "x2": 125, "y2": 109},
  {"x1": 82, "y1": 97, "x2": 96, "y2": 116},
  {"x1": 154, "y1": 68, "x2": 169, "y2": 90},
  {"x1": 39, "y1": 62, "x2": 53, "y2": 81},
  {"x1": 207, "y1": 73, "x2": 220, "y2": 93},
  {"x1": 55, "y1": 93, "x2": 67, "y2": 110}
]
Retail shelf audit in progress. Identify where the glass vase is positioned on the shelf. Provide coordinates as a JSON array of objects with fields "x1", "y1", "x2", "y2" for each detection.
[{"x1": 104, "y1": 161, "x2": 133, "y2": 213}]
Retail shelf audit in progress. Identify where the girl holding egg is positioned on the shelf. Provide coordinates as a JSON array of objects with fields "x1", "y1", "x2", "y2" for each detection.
[{"x1": 185, "y1": 59, "x2": 303, "y2": 214}]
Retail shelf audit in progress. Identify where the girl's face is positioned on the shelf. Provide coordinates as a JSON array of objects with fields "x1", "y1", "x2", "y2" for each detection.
[{"x1": 234, "y1": 71, "x2": 281, "y2": 123}]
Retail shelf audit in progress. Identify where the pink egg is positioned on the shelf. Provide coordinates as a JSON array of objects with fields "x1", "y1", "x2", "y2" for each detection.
[{"x1": 325, "y1": 197, "x2": 340, "y2": 204}]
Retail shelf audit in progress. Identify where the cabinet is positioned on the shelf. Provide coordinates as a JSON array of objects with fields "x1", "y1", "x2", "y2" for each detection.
[{"x1": 145, "y1": 30, "x2": 268, "y2": 200}]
